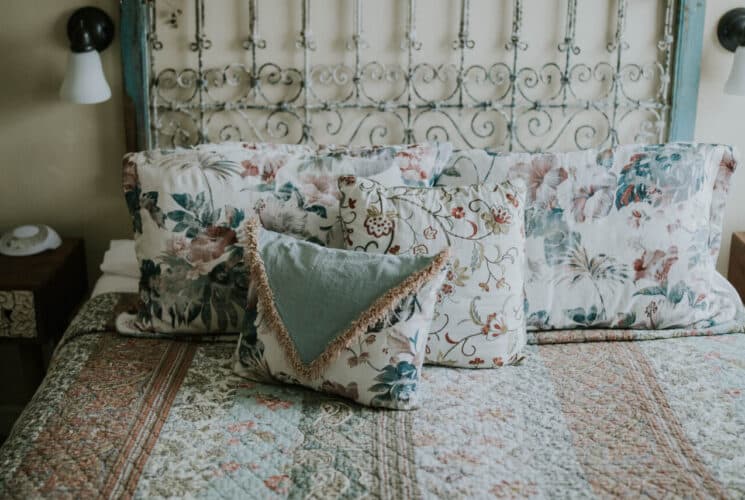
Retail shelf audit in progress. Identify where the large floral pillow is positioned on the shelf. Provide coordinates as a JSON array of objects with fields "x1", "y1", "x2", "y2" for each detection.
[
  {"x1": 338, "y1": 178, "x2": 528, "y2": 368},
  {"x1": 121, "y1": 142, "x2": 450, "y2": 334},
  {"x1": 435, "y1": 143, "x2": 741, "y2": 331},
  {"x1": 233, "y1": 219, "x2": 449, "y2": 410}
]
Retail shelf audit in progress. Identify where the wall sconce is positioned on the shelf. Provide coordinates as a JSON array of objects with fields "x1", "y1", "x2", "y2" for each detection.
[
  {"x1": 59, "y1": 7, "x2": 115, "y2": 104},
  {"x1": 719, "y1": 8, "x2": 745, "y2": 96}
]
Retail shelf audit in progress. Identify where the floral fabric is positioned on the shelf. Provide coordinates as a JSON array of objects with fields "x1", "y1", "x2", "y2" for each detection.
[
  {"x1": 123, "y1": 142, "x2": 450, "y2": 334},
  {"x1": 435, "y1": 143, "x2": 741, "y2": 331},
  {"x1": 233, "y1": 228, "x2": 447, "y2": 409},
  {"x1": 338, "y1": 179, "x2": 528, "y2": 368}
]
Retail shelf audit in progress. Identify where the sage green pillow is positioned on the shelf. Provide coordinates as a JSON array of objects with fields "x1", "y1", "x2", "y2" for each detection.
[{"x1": 233, "y1": 219, "x2": 450, "y2": 409}]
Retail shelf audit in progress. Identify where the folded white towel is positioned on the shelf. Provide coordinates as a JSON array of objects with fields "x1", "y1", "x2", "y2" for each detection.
[
  {"x1": 91, "y1": 274, "x2": 139, "y2": 297},
  {"x1": 100, "y1": 239, "x2": 139, "y2": 278}
]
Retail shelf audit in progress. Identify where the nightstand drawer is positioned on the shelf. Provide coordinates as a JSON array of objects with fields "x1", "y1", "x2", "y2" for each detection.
[
  {"x1": 0, "y1": 291, "x2": 37, "y2": 339},
  {"x1": 0, "y1": 240, "x2": 87, "y2": 344}
]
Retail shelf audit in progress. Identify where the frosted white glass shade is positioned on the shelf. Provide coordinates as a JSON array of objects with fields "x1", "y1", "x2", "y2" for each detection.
[
  {"x1": 59, "y1": 50, "x2": 111, "y2": 104},
  {"x1": 725, "y1": 46, "x2": 745, "y2": 96}
]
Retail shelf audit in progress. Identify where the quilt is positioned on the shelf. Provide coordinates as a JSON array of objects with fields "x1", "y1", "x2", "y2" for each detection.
[{"x1": 0, "y1": 293, "x2": 744, "y2": 498}]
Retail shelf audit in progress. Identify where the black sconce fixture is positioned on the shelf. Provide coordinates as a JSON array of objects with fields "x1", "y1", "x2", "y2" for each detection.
[
  {"x1": 59, "y1": 7, "x2": 115, "y2": 104},
  {"x1": 718, "y1": 8, "x2": 745, "y2": 96}
]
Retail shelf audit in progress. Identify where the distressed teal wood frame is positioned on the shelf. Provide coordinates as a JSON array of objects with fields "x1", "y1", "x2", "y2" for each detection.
[
  {"x1": 669, "y1": 0, "x2": 707, "y2": 141},
  {"x1": 119, "y1": 0, "x2": 708, "y2": 151},
  {"x1": 121, "y1": 0, "x2": 151, "y2": 152}
]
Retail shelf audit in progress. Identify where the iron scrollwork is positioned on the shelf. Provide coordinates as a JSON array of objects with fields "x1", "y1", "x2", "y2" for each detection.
[{"x1": 145, "y1": 0, "x2": 678, "y2": 152}]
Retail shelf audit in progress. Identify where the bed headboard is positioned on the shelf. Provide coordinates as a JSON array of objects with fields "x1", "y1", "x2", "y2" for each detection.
[{"x1": 120, "y1": 0, "x2": 705, "y2": 153}]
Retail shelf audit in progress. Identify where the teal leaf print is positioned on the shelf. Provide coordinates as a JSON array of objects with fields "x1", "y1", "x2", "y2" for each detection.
[
  {"x1": 439, "y1": 166, "x2": 462, "y2": 178},
  {"x1": 633, "y1": 280, "x2": 701, "y2": 308},
  {"x1": 369, "y1": 361, "x2": 418, "y2": 406},
  {"x1": 140, "y1": 191, "x2": 166, "y2": 228},
  {"x1": 615, "y1": 149, "x2": 701, "y2": 209},
  {"x1": 305, "y1": 204, "x2": 328, "y2": 219},
  {"x1": 565, "y1": 305, "x2": 599, "y2": 326},
  {"x1": 614, "y1": 312, "x2": 637, "y2": 328}
]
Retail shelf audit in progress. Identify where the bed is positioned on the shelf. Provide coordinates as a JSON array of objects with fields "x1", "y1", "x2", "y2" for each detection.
[
  {"x1": 3, "y1": 1, "x2": 745, "y2": 498},
  {"x1": 1, "y1": 286, "x2": 744, "y2": 497}
]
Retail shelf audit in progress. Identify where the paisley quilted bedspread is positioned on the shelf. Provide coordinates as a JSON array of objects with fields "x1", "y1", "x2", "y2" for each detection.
[{"x1": 1, "y1": 293, "x2": 744, "y2": 498}]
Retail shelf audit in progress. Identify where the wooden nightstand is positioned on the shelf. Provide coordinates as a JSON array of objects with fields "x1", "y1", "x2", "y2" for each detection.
[
  {"x1": 728, "y1": 232, "x2": 745, "y2": 302},
  {"x1": 0, "y1": 239, "x2": 87, "y2": 438}
]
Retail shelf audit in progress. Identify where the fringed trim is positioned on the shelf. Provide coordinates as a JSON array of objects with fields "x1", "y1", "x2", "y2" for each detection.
[{"x1": 243, "y1": 217, "x2": 450, "y2": 380}]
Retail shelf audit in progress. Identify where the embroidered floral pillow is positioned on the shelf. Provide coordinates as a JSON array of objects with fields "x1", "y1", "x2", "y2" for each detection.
[
  {"x1": 338, "y1": 178, "x2": 528, "y2": 368},
  {"x1": 121, "y1": 142, "x2": 450, "y2": 334},
  {"x1": 435, "y1": 143, "x2": 741, "y2": 331},
  {"x1": 233, "y1": 219, "x2": 449, "y2": 410}
]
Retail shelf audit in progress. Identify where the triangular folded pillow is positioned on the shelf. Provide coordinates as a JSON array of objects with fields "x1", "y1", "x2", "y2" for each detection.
[{"x1": 233, "y1": 218, "x2": 449, "y2": 409}]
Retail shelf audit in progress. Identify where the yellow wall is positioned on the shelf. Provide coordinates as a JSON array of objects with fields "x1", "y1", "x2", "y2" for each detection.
[
  {"x1": 0, "y1": 1, "x2": 743, "y2": 285},
  {"x1": 0, "y1": 0, "x2": 129, "y2": 283},
  {"x1": 697, "y1": 0, "x2": 745, "y2": 275}
]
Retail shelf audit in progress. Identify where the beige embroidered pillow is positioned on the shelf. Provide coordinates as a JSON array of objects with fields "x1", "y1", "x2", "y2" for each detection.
[{"x1": 339, "y1": 178, "x2": 528, "y2": 368}]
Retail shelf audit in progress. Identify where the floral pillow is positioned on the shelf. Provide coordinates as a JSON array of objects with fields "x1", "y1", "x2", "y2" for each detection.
[
  {"x1": 435, "y1": 143, "x2": 741, "y2": 331},
  {"x1": 264, "y1": 142, "x2": 450, "y2": 247},
  {"x1": 338, "y1": 178, "x2": 528, "y2": 368},
  {"x1": 121, "y1": 142, "x2": 451, "y2": 334},
  {"x1": 232, "y1": 219, "x2": 449, "y2": 410}
]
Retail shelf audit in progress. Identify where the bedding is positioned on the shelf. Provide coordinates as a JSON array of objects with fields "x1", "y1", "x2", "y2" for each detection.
[
  {"x1": 123, "y1": 142, "x2": 449, "y2": 335},
  {"x1": 99, "y1": 239, "x2": 139, "y2": 278},
  {"x1": 1, "y1": 292, "x2": 745, "y2": 498},
  {"x1": 436, "y1": 143, "x2": 741, "y2": 332},
  {"x1": 234, "y1": 221, "x2": 449, "y2": 409},
  {"x1": 91, "y1": 273, "x2": 139, "y2": 297},
  {"x1": 338, "y1": 178, "x2": 528, "y2": 368}
]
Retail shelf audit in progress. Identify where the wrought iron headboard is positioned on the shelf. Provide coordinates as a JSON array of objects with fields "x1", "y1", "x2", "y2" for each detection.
[{"x1": 120, "y1": 0, "x2": 706, "y2": 153}]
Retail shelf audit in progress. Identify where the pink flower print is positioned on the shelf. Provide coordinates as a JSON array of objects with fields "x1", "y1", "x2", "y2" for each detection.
[
  {"x1": 264, "y1": 475, "x2": 290, "y2": 494},
  {"x1": 633, "y1": 246, "x2": 678, "y2": 283},
  {"x1": 254, "y1": 394, "x2": 293, "y2": 410},
  {"x1": 240, "y1": 160, "x2": 260, "y2": 178},
  {"x1": 525, "y1": 156, "x2": 567, "y2": 207},
  {"x1": 468, "y1": 357, "x2": 485, "y2": 366},
  {"x1": 189, "y1": 226, "x2": 237, "y2": 263},
  {"x1": 396, "y1": 147, "x2": 430, "y2": 182},
  {"x1": 451, "y1": 206, "x2": 465, "y2": 219},
  {"x1": 364, "y1": 210, "x2": 394, "y2": 237},
  {"x1": 423, "y1": 226, "x2": 437, "y2": 240},
  {"x1": 227, "y1": 421, "x2": 256, "y2": 433},
  {"x1": 413, "y1": 244, "x2": 428, "y2": 255},
  {"x1": 221, "y1": 462, "x2": 240, "y2": 473},
  {"x1": 481, "y1": 206, "x2": 512, "y2": 234},
  {"x1": 480, "y1": 313, "x2": 506, "y2": 337},
  {"x1": 299, "y1": 173, "x2": 338, "y2": 207}
]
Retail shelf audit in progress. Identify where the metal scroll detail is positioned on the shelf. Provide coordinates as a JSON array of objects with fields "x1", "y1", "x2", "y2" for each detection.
[{"x1": 144, "y1": 0, "x2": 679, "y2": 152}]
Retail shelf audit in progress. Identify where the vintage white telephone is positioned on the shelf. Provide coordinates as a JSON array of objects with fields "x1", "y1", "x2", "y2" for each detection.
[{"x1": 0, "y1": 225, "x2": 62, "y2": 256}]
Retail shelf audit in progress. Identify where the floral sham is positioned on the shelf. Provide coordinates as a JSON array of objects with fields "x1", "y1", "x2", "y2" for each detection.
[
  {"x1": 338, "y1": 178, "x2": 528, "y2": 368},
  {"x1": 435, "y1": 143, "x2": 741, "y2": 331},
  {"x1": 122, "y1": 141, "x2": 451, "y2": 334},
  {"x1": 233, "y1": 220, "x2": 449, "y2": 409}
]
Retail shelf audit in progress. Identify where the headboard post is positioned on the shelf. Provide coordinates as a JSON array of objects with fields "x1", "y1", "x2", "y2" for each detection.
[
  {"x1": 121, "y1": 0, "x2": 151, "y2": 152},
  {"x1": 669, "y1": 0, "x2": 706, "y2": 141}
]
